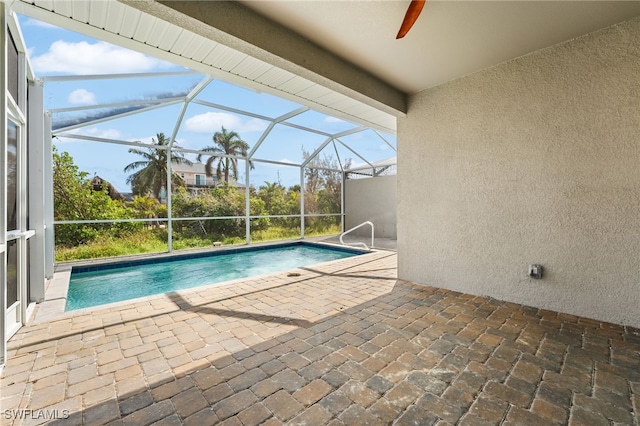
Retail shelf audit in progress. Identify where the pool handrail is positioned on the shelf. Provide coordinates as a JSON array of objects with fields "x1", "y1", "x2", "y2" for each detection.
[{"x1": 339, "y1": 221, "x2": 374, "y2": 250}]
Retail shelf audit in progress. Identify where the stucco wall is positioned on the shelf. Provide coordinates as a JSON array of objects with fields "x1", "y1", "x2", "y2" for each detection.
[
  {"x1": 345, "y1": 175, "x2": 397, "y2": 239},
  {"x1": 397, "y1": 17, "x2": 640, "y2": 327}
]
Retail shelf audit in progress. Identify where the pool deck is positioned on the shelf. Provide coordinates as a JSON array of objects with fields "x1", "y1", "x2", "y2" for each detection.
[{"x1": 2, "y1": 249, "x2": 639, "y2": 425}]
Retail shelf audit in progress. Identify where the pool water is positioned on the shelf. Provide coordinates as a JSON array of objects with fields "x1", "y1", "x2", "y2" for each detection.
[{"x1": 66, "y1": 243, "x2": 361, "y2": 311}]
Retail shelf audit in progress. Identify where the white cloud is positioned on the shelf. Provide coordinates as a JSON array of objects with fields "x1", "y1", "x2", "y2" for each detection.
[
  {"x1": 324, "y1": 116, "x2": 347, "y2": 124},
  {"x1": 22, "y1": 18, "x2": 59, "y2": 29},
  {"x1": 184, "y1": 112, "x2": 239, "y2": 133},
  {"x1": 242, "y1": 118, "x2": 269, "y2": 133},
  {"x1": 83, "y1": 127, "x2": 123, "y2": 139},
  {"x1": 378, "y1": 143, "x2": 389, "y2": 151},
  {"x1": 31, "y1": 40, "x2": 174, "y2": 74},
  {"x1": 55, "y1": 127, "x2": 122, "y2": 143},
  {"x1": 68, "y1": 89, "x2": 96, "y2": 105},
  {"x1": 184, "y1": 112, "x2": 268, "y2": 134}
]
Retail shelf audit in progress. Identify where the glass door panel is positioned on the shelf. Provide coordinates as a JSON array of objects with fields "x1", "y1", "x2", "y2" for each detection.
[
  {"x1": 5, "y1": 240, "x2": 19, "y2": 337},
  {"x1": 5, "y1": 121, "x2": 21, "y2": 338},
  {"x1": 6, "y1": 241, "x2": 17, "y2": 307},
  {"x1": 7, "y1": 120, "x2": 17, "y2": 230}
]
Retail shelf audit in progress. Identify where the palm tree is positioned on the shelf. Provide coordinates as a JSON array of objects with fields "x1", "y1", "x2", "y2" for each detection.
[
  {"x1": 124, "y1": 132, "x2": 192, "y2": 199},
  {"x1": 197, "y1": 126, "x2": 253, "y2": 183}
]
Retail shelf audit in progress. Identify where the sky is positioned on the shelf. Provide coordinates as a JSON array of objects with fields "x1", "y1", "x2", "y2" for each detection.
[{"x1": 19, "y1": 15, "x2": 397, "y2": 192}]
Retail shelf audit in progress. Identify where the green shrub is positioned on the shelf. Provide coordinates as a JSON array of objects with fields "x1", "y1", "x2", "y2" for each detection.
[{"x1": 53, "y1": 148, "x2": 140, "y2": 246}]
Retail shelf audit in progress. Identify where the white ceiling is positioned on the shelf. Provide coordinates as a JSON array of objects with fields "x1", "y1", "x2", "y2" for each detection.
[{"x1": 242, "y1": 1, "x2": 640, "y2": 94}]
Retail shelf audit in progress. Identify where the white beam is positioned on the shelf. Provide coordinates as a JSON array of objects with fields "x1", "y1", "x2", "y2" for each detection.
[
  {"x1": 330, "y1": 126, "x2": 367, "y2": 139},
  {"x1": 251, "y1": 158, "x2": 302, "y2": 168},
  {"x1": 50, "y1": 96, "x2": 185, "y2": 114},
  {"x1": 245, "y1": 160, "x2": 250, "y2": 244},
  {"x1": 27, "y1": 80, "x2": 45, "y2": 302},
  {"x1": 41, "y1": 70, "x2": 200, "y2": 82},
  {"x1": 192, "y1": 99, "x2": 273, "y2": 122},
  {"x1": 335, "y1": 138, "x2": 374, "y2": 169},
  {"x1": 332, "y1": 140, "x2": 344, "y2": 172},
  {"x1": 373, "y1": 130, "x2": 397, "y2": 152},
  {"x1": 301, "y1": 137, "x2": 333, "y2": 168},
  {"x1": 300, "y1": 167, "x2": 305, "y2": 239},
  {"x1": 166, "y1": 142, "x2": 173, "y2": 253},
  {"x1": 280, "y1": 121, "x2": 330, "y2": 137},
  {"x1": 169, "y1": 75, "x2": 214, "y2": 148},
  {"x1": 172, "y1": 147, "x2": 244, "y2": 160},
  {"x1": 43, "y1": 113, "x2": 54, "y2": 279},
  {"x1": 54, "y1": 133, "x2": 170, "y2": 150},
  {"x1": 248, "y1": 122, "x2": 275, "y2": 160},
  {"x1": 52, "y1": 99, "x2": 183, "y2": 133},
  {"x1": 248, "y1": 106, "x2": 309, "y2": 159}
]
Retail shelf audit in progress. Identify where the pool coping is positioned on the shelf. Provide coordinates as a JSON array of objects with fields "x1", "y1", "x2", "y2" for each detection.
[
  {"x1": 35, "y1": 240, "x2": 377, "y2": 323},
  {"x1": 67, "y1": 240, "x2": 367, "y2": 273}
]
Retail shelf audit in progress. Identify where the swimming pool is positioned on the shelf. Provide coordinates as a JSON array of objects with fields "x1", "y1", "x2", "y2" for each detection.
[{"x1": 66, "y1": 242, "x2": 363, "y2": 311}]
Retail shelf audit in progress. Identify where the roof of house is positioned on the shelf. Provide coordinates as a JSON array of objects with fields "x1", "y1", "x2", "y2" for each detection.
[
  {"x1": 172, "y1": 162, "x2": 246, "y2": 188},
  {"x1": 171, "y1": 162, "x2": 215, "y2": 176}
]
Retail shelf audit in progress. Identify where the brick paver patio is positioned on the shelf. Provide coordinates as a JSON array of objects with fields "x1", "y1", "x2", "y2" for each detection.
[{"x1": 1, "y1": 250, "x2": 639, "y2": 425}]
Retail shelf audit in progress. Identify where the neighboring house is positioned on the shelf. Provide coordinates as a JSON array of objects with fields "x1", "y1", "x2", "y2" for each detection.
[
  {"x1": 90, "y1": 176, "x2": 126, "y2": 201},
  {"x1": 172, "y1": 162, "x2": 245, "y2": 195}
]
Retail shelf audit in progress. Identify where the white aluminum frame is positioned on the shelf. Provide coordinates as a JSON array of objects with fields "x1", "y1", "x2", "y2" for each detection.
[{"x1": 46, "y1": 71, "x2": 381, "y2": 253}]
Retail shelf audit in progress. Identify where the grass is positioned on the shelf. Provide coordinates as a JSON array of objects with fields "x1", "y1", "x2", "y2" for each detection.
[
  {"x1": 251, "y1": 227, "x2": 301, "y2": 242},
  {"x1": 54, "y1": 224, "x2": 342, "y2": 261},
  {"x1": 55, "y1": 229, "x2": 169, "y2": 261},
  {"x1": 305, "y1": 224, "x2": 341, "y2": 237}
]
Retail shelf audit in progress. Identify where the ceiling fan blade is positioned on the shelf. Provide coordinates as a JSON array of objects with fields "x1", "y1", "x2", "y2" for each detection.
[{"x1": 396, "y1": 0, "x2": 426, "y2": 39}]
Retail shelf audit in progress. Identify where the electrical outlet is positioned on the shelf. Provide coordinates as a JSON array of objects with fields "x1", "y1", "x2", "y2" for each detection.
[{"x1": 528, "y1": 264, "x2": 543, "y2": 279}]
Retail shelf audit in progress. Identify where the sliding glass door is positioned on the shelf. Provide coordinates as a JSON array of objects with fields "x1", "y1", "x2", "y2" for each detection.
[{"x1": 2, "y1": 5, "x2": 39, "y2": 366}]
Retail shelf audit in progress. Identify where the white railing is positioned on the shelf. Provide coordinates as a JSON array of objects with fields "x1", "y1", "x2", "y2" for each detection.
[{"x1": 339, "y1": 221, "x2": 374, "y2": 250}]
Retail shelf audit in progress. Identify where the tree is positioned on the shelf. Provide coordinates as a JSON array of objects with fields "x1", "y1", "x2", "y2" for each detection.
[
  {"x1": 171, "y1": 186, "x2": 268, "y2": 239},
  {"x1": 197, "y1": 126, "x2": 253, "y2": 183},
  {"x1": 259, "y1": 181, "x2": 287, "y2": 215},
  {"x1": 257, "y1": 181, "x2": 300, "y2": 228},
  {"x1": 301, "y1": 150, "x2": 351, "y2": 233},
  {"x1": 131, "y1": 195, "x2": 166, "y2": 228},
  {"x1": 302, "y1": 150, "x2": 351, "y2": 215},
  {"x1": 53, "y1": 146, "x2": 138, "y2": 246},
  {"x1": 124, "y1": 132, "x2": 191, "y2": 199}
]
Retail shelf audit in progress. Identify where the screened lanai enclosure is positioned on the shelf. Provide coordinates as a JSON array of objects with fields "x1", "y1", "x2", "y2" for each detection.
[
  {"x1": 18, "y1": 11, "x2": 397, "y2": 263},
  {"x1": 47, "y1": 70, "x2": 396, "y2": 262}
]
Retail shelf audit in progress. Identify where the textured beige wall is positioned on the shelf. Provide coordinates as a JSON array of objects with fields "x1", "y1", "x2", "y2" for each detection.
[
  {"x1": 398, "y1": 17, "x2": 640, "y2": 327},
  {"x1": 345, "y1": 176, "x2": 397, "y2": 238}
]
